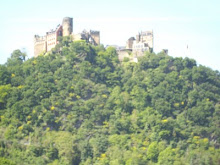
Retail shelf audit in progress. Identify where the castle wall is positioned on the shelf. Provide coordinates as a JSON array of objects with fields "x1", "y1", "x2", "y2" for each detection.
[
  {"x1": 125, "y1": 30, "x2": 154, "y2": 57},
  {"x1": 135, "y1": 31, "x2": 153, "y2": 49},
  {"x1": 34, "y1": 41, "x2": 46, "y2": 57},
  {"x1": 140, "y1": 31, "x2": 153, "y2": 49},
  {"x1": 34, "y1": 36, "x2": 46, "y2": 57},
  {"x1": 73, "y1": 33, "x2": 83, "y2": 41},
  {"x1": 132, "y1": 42, "x2": 150, "y2": 54},
  {"x1": 62, "y1": 17, "x2": 73, "y2": 36},
  {"x1": 46, "y1": 25, "x2": 62, "y2": 52},
  {"x1": 34, "y1": 17, "x2": 101, "y2": 57},
  {"x1": 90, "y1": 30, "x2": 100, "y2": 45},
  {"x1": 46, "y1": 32, "x2": 57, "y2": 52},
  {"x1": 118, "y1": 50, "x2": 131, "y2": 61}
]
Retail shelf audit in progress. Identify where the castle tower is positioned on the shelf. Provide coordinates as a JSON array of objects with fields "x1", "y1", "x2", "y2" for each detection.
[
  {"x1": 126, "y1": 37, "x2": 135, "y2": 49},
  {"x1": 90, "y1": 30, "x2": 100, "y2": 45},
  {"x1": 144, "y1": 30, "x2": 153, "y2": 49},
  {"x1": 62, "y1": 17, "x2": 73, "y2": 36}
]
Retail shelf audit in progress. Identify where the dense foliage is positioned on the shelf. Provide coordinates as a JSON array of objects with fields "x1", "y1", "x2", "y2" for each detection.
[{"x1": 0, "y1": 38, "x2": 220, "y2": 165}]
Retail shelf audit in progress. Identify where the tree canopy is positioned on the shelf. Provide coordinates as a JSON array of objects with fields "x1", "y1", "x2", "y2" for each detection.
[{"x1": 0, "y1": 39, "x2": 219, "y2": 165}]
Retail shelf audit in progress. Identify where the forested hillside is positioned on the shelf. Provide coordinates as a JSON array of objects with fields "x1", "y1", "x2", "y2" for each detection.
[{"x1": 0, "y1": 37, "x2": 220, "y2": 165}]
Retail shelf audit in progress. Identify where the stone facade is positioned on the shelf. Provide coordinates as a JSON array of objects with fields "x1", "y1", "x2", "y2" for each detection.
[
  {"x1": 136, "y1": 31, "x2": 153, "y2": 48},
  {"x1": 34, "y1": 17, "x2": 100, "y2": 57},
  {"x1": 132, "y1": 42, "x2": 150, "y2": 57},
  {"x1": 34, "y1": 35, "x2": 46, "y2": 57},
  {"x1": 130, "y1": 30, "x2": 154, "y2": 54},
  {"x1": 62, "y1": 17, "x2": 73, "y2": 36},
  {"x1": 126, "y1": 37, "x2": 135, "y2": 49},
  {"x1": 90, "y1": 30, "x2": 100, "y2": 45},
  {"x1": 118, "y1": 30, "x2": 154, "y2": 62},
  {"x1": 46, "y1": 25, "x2": 62, "y2": 52},
  {"x1": 73, "y1": 30, "x2": 100, "y2": 46},
  {"x1": 119, "y1": 31, "x2": 168, "y2": 62}
]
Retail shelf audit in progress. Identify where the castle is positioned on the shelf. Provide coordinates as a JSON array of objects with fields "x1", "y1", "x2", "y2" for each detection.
[
  {"x1": 126, "y1": 30, "x2": 154, "y2": 53},
  {"x1": 34, "y1": 17, "x2": 166, "y2": 62},
  {"x1": 34, "y1": 17, "x2": 100, "y2": 57},
  {"x1": 117, "y1": 30, "x2": 154, "y2": 62}
]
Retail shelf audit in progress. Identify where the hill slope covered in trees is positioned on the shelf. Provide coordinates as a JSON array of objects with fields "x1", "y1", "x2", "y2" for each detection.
[{"x1": 0, "y1": 38, "x2": 220, "y2": 165}]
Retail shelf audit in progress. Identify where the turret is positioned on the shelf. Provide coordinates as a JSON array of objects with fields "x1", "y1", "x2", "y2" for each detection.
[{"x1": 62, "y1": 17, "x2": 73, "y2": 36}]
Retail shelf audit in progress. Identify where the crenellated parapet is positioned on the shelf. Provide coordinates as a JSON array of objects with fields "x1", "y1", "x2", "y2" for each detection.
[
  {"x1": 34, "y1": 35, "x2": 46, "y2": 43},
  {"x1": 72, "y1": 30, "x2": 100, "y2": 46}
]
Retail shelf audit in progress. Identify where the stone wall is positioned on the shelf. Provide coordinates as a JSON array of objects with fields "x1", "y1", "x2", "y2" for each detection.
[
  {"x1": 62, "y1": 17, "x2": 73, "y2": 36},
  {"x1": 34, "y1": 35, "x2": 46, "y2": 57},
  {"x1": 139, "y1": 31, "x2": 153, "y2": 49},
  {"x1": 90, "y1": 30, "x2": 100, "y2": 45},
  {"x1": 34, "y1": 17, "x2": 102, "y2": 57},
  {"x1": 126, "y1": 37, "x2": 135, "y2": 49},
  {"x1": 46, "y1": 25, "x2": 62, "y2": 52}
]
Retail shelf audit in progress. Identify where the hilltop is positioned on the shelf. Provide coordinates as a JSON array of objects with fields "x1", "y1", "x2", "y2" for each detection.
[{"x1": 0, "y1": 38, "x2": 220, "y2": 165}]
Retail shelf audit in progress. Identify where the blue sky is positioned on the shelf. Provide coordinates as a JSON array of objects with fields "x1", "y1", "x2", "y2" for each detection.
[{"x1": 0, "y1": 0, "x2": 219, "y2": 70}]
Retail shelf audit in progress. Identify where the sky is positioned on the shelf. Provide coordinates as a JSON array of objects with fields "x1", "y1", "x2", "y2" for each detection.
[{"x1": 0, "y1": 0, "x2": 219, "y2": 70}]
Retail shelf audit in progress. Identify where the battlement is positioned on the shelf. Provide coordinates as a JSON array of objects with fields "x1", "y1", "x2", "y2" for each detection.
[
  {"x1": 90, "y1": 30, "x2": 100, "y2": 35},
  {"x1": 46, "y1": 30, "x2": 56, "y2": 35},
  {"x1": 72, "y1": 29, "x2": 100, "y2": 46},
  {"x1": 34, "y1": 35, "x2": 46, "y2": 43},
  {"x1": 140, "y1": 30, "x2": 153, "y2": 36}
]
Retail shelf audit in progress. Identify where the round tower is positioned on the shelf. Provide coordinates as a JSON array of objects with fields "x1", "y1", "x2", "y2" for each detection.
[{"x1": 62, "y1": 17, "x2": 73, "y2": 36}]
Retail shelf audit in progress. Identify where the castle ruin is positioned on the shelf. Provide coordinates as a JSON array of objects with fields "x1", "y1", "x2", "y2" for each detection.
[
  {"x1": 117, "y1": 30, "x2": 154, "y2": 62},
  {"x1": 126, "y1": 30, "x2": 154, "y2": 54},
  {"x1": 34, "y1": 17, "x2": 100, "y2": 57},
  {"x1": 73, "y1": 30, "x2": 100, "y2": 46}
]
